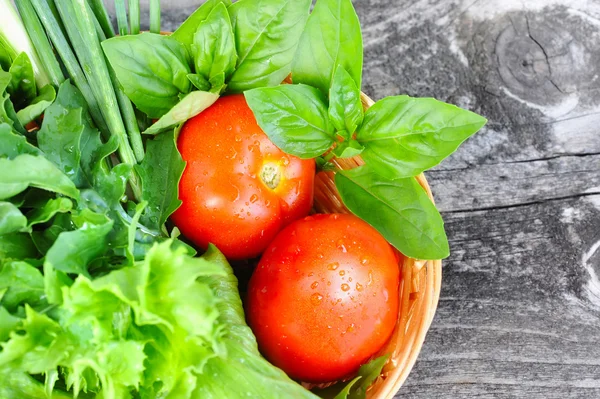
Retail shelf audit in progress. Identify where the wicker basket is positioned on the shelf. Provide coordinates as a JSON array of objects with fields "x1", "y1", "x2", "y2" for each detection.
[{"x1": 312, "y1": 93, "x2": 442, "y2": 399}]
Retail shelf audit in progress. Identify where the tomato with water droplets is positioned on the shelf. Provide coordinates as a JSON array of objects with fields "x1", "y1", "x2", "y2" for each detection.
[
  {"x1": 246, "y1": 213, "x2": 400, "y2": 383},
  {"x1": 172, "y1": 94, "x2": 315, "y2": 260}
]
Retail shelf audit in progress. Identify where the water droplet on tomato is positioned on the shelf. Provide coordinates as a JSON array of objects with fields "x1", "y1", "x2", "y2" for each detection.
[
  {"x1": 346, "y1": 324, "x2": 355, "y2": 333},
  {"x1": 281, "y1": 156, "x2": 290, "y2": 166},
  {"x1": 226, "y1": 125, "x2": 233, "y2": 131},
  {"x1": 348, "y1": 277, "x2": 353, "y2": 282},
  {"x1": 356, "y1": 283, "x2": 363, "y2": 291},
  {"x1": 367, "y1": 271, "x2": 373, "y2": 286},
  {"x1": 341, "y1": 283, "x2": 350, "y2": 292},
  {"x1": 337, "y1": 240, "x2": 347, "y2": 253},
  {"x1": 239, "y1": 158, "x2": 244, "y2": 164},
  {"x1": 361, "y1": 257, "x2": 369, "y2": 265},
  {"x1": 317, "y1": 253, "x2": 324, "y2": 259},
  {"x1": 327, "y1": 262, "x2": 339, "y2": 271},
  {"x1": 265, "y1": 200, "x2": 271, "y2": 207},
  {"x1": 327, "y1": 281, "x2": 331, "y2": 286},
  {"x1": 331, "y1": 214, "x2": 339, "y2": 220},
  {"x1": 311, "y1": 281, "x2": 319, "y2": 289},
  {"x1": 310, "y1": 293, "x2": 323, "y2": 305},
  {"x1": 261, "y1": 286, "x2": 267, "y2": 294},
  {"x1": 250, "y1": 194, "x2": 259, "y2": 203},
  {"x1": 339, "y1": 270, "x2": 345, "y2": 276}
]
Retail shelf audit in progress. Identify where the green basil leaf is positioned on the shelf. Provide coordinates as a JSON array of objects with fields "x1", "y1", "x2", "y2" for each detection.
[
  {"x1": 0, "y1": 261, "x2": 45, "y2": 312},
  {"x1": 292, "y1": 0, "x2": 363, "y2": 94},
  {"x1": 45, "y1": 214, "x2": 114, "y2": 276},
  {"x1": 0, "y1": 202, "x2": 27, "y2": 235},
  {"x1": 0, "y1": 154, "x2": 79, "y2": 201},
  {"x1": 335, "y1": 165, "x2": 449, "y2": 259},
  {"x1": 102, "y1": 33, "x2": 192, "y2": 119},
  {"x1": 7, "y1": 52, "x2": 36, "y2": 109},
  {"x1": 142, "y1": 91, "x2": 219, "y2": 135},
  {"x1": 26, "y1": 197, "x2": 73, "y2": 227},
  {"x1": 192, "y1": 3, "x2": 236, "y2": 84},
  {"x1": 333, "y1": 139, "x2": 364, "y2": 159},
  {"x1": 171, "y1": 0, "x2": 233, "y2": 52},
  {"x1": 188, "y1": 73, "x2": 211, "y2": 91},
  {"x1": 0, "y1": 123, "x2": 41, "y2": 158},
  {"x1": 208, "y1": 72, "x2": 227, "y2": 94},
  {"x1": 245, "y1": 84, "x2": 334, "y2": 158},
  {"x1": 16, "y1": 84, "x2": 56, "y2": 126},
  {"x1": 356, "y1": 96, "x2": 487, "y2": 179},
  {"x1": 329, "y1": 66, "x2": 363, "y2": 134},
  {"x1": 347, "y1": 355, "x2": 389, "y2": 399},
  {"x1": 135, "y1": 131, "x2": 186, "y2": 233},
  {"x1": 228, "y1": 0, "x2": 311, "y2": 93}
]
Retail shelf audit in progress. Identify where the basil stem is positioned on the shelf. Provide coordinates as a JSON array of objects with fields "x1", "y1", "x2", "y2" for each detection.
[
  {"x1": 150, "y1": 0, "x2": 161, "y2": 34},
  {"x1": 70, "y1": 0, "x2": 143, "y2": 198},
  {"x1": 14, "y1": 0, "x2": 64, "y2": 88},
  {"x1": 88, "y1": 0, "x2": 115, "y2": 38},
  {"x1": 30, "y1": 0, "x2": 110, "y2": 137},
  {"x1": 129, "y1": 0, "x2": 141, "y2": 35}
]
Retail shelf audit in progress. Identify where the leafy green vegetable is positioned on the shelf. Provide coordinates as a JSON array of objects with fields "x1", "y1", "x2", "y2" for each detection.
[
  {"x1": 171, "y1": 0, "x2": 232, "y2": 52},
  {"x1": 336, "y1": 165, "x2": 449, "y2": 259},
  {"x1": 0, "y1": 201, "x2": 27, "y2": 235},
  {"x1": 228, "y1": 0, "x2": 311, "y2": 92},
  {"x1": 0, "y1": 261, "x2": 45, "y2": 312},
  {"x1": 245, "y1": 84, "x2": 335, "y2": 158},
  {"x1": 329, "y1": 66, "x2": 363, "y2": 136},
  {"x1": 16, "y1": 83, "x2": 55, "y2": 125},
  {"x1": 0, "y1": 154, "x2": 79, "y2": 200},
  {"x1": 26, "y1": 197, "x2": 73, "y2": 227},
  {"x1": 135, "y1": 131, "x2": 186, "y2": 233},
  {"x1": 7, "y1": 52, "x2": 36, "y2": 109},
  {"x1": 192, "y1": 2, "x2": 237, "y2": 87},
  {"x1": 356, "y1": 96, "x2": 488, "y2": 179},
  {"x1": 102, "y1": 33, "x2": 192, "y2": 119},
  {"x1": 292, "y1": 0, "x2": 363, "y2": 94},
  {"x1": 143, "y1": 90, "x2": 219, "y2": 135}
]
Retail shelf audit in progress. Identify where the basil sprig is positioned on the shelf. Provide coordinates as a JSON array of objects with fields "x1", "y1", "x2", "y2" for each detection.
[{"x1": 246, "y1": 0, "x2": 487, "y2": 260}]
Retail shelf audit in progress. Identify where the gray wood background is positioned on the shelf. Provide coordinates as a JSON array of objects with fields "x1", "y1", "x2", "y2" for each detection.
[{"x1": 105, "y1": 0, "x2": 600, "y2": 397}]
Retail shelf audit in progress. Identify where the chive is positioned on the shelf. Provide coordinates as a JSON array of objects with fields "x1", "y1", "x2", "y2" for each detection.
[
  {"x1": 70, "y1": 0, "x2": 142, "y2": 198},
  {"x1": 30, "y1": 0, "x2": 110, "y2": 137},
  {"x1": 86, "y1": 1, "x2": 107, "y2": 41},
  {"x1": 114, "y1": 0, "x2": 129, "y2": 36},
  {"x1": 14, "y1": 0, "x2": 64, "y2": 88},
  {"x1": 129, "y1": 0, "x2": 140, "y2": 35},
  {"x1": 150, "y1": 0, "x2": 161, "y2": 34},
  {"x1": 88, "y1": 0, "x2": 115, "y2": 38}
]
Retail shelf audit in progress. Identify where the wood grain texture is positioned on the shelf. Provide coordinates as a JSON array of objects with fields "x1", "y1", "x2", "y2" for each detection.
[{"x1": 108, "y1": 1, "x2": 600, "y2": 397}]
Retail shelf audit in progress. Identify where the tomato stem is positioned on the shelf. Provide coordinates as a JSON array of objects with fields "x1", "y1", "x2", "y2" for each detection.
[{"x1": 260, "y1": 163, "x2": 281, "y2": 190}]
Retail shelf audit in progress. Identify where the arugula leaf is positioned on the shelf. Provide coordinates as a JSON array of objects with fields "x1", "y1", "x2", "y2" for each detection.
[
  {"x1": 171, "y1": 0, "x2": 232, "y2": 52},
  {"x1": 0, "y1": 154, "x2": 79, "y2": 200},
  {"x1": 26, "y1": 197, "x2": 73, "y2": 227},
  {"x1": 356, "y1": 96, "x2": 487, "y2": 179},
  {"x1": 329, "y1": 66, "x2": 363, "y2": 135},
  {"x1": 102, "y1": 33, "x2": 192, "y2": 119},
  {"x1": 7, "y1": 52, "x2": 36, "y2": 109},
  {"x1": 0, "y1": 201, "x2": 27, "y2": 235},
  {"x1": 0, "y1": 261, "x2": 45, "y2": 312},
  {"x1": 0, "y1": 123, "x2": 40, "y2": 158},
  {"x1": 292, "y1": 0, "x2": 363, "y2": 94},
  {"x1": 16, "y1": 84, "x2": 55, "y2": 126},
  {"x1": 245, "y1": 84, "x2": 335, "y2": 158},
  {"x1": 336, "y1": 165, "x2": 449, "y2": 259},
  {"x1": 192, "y1": 2, "x2": 237, "y2": 87},
  {"x1": 142, "y1": 90, "x2": 219, "y2": 135},
  {"x1": 228, "y1": 0, "x2": 311, "y2": 92},
  {"x1": 135, "y1": 131, "x2": 186, "y2": 233},
  {"x1": 45, "y1": 212, "x2": 114, "y2": 276}
]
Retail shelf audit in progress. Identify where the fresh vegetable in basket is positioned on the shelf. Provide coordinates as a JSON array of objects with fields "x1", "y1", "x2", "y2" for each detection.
[{"x1": 0, "y1": 0, "x2": 486, "y2": 398}]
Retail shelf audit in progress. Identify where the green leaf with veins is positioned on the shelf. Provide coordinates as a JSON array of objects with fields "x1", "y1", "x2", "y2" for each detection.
[
  {"x1": 356, "y1": 95, "x2": 487, "y2": 179},
  {"x1": 171, "y1": 0, "x2": 232, "y2": 53},
  {"x1": 329, "y1": 65, "x2": 363, "y2": 135},
  {"x1": 228, "y1": 0, "x2": 311, "y2": 92},
  {"x1": 292, "y1": 0, "x2": 363, "y2": 94},
  {"x1": 7, "y1": 52, "x2": 36, "y2": 109},
  {"x1": 245, "y1": 84, "x2": 335, "y2": 158},
  {"x1": 336, "y1": 165, "x2": 449, "y2": 259},
  {"x1": 135, "y1": 130, "x2": 186, "y2": 233}
]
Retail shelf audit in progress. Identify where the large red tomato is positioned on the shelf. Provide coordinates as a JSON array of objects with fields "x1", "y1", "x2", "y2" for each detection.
[
  {"x1": 246, "y1": 213, "x2": 400, "y2": 383},
  {"x1": 172, "y1": 94, "x2": 315, "y2": 260}
]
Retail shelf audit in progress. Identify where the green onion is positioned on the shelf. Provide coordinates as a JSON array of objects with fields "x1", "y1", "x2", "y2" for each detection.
[
  {"x1": 30, "y1": 0, "x2": 110, "y2": 136},
  {"x1": 0, "y1": 0, "x2": 51, "y2": 88},
  {"x1": 114, "y1": 0, "x2": 129, "y2": 36},
  {"x1": 70, "y1": 0, "x2": 142, "y2": 198},
  {"x1": 150, "y1": 0, "x2": 161, "y2": 34},
  {"x1": 14, "y1": 0, "x2": 64, "y2": 88},
  {"x1": 129, "y1": 0, "x2": 141, "y2": 35},
  {"x1": 88, "y1": 0, "x2": 116, "y2": 38}
]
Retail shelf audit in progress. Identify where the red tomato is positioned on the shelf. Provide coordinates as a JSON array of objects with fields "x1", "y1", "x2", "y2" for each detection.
[
  {"x1": 246, "y1": 213, "x2": 399, "y2": 383},
  {"x1": 172, "y1": 94, "x2": 315, "y2": 260}
]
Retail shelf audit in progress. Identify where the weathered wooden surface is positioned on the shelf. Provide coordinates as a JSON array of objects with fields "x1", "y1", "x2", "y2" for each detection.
[{"x1": 110, "y1": 1, "x2": 600, "y2": 397}]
